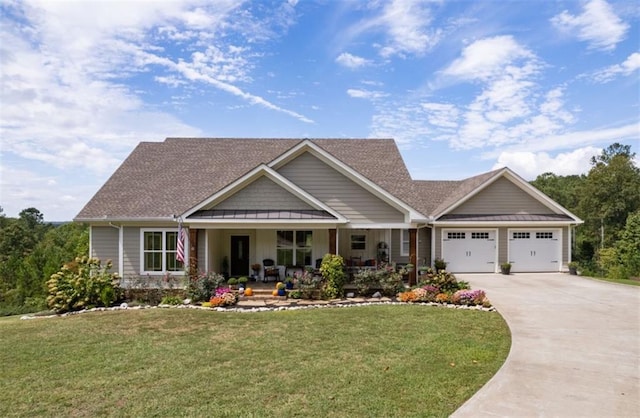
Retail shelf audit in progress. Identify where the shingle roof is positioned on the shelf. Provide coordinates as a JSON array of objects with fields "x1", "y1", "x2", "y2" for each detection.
[
  {"x1": 437, "y1": 214, "x2": 574, "y2": 222},
  {"x1": 75, "y1": 138, "x2": 417, "y2": 220}
]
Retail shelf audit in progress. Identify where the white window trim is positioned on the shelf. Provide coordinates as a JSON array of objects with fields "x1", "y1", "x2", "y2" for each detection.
[
  {"x1": 276, "y1": 230, "x2": 313, "y2": 266},
  {"x1": 401, "y1": 229, "x2": 410, "y2": 256},
  {"x1": 350, "y1": 233, "x2": 367, "y2": 251},
  {"x1": 140, "y1": 228, "x2": 186, "y2": 274}
]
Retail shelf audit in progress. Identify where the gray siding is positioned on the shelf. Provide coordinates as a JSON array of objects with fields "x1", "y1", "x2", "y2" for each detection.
[
  {"x1": 123, "y1": 226, "x2": 140, "y2": 278},
  {"x1": 214, "y1": 176, "x2": 314, "y2": 210},
  {"x1": 451, "y1": 177, "x2": 554, "y2": 215},
  {"x1": 91, "y1": 226, "x2": 119, "y2": 272},
  {"x1": 278, "y1": 152, "x2": 404, "y2": 223}
]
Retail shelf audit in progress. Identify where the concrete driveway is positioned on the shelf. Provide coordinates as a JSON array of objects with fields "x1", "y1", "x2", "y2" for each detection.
[{"x1": 452, "y1": 273, "x2": 640, "y2": 418}]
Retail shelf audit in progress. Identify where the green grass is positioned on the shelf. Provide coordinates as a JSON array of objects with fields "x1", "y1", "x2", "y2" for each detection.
[
  {"x1": 582, "y1": 275, "x2": 640, "y2": 286},
  {"x1": 0, "y1": 306, "x2": 510, "y2": 417}
]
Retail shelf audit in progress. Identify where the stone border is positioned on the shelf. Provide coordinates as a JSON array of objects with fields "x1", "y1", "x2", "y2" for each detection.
[{"x1": 20, "y1": 299, "x2": 495, "y2": 320}]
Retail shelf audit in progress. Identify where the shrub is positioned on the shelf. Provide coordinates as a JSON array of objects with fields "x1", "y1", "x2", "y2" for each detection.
[
  {"x1": 398, "y1": 291, "x2": 417, "y2": 302},
  {"x1": 209, "y1": 288, "x2": 238, "y2": 307},
  {"x1": 420, "y1": 270, "x2": 462, "y2": 292},
  {"x1": 296, "y1": 270, "x2": 322, "y2": 299},
  {"x1": 320, "y1": 254, "x2": 346, "y2": 299},
  {"x1": 451, "y1": 289, "x2": 487, "y2": 306},
  {"x1": 379, "y1": 270, "x2": 404, "y2": 297},
  {"x1": 435, "y1": 293, "x2": 450, "y2": 303},
  {"x1": 187, "y1": 271, "x2": 226, "y2": 302},
  {"x1": 160, "y1": 295, "x2": 183, "y2": 305},
  {"x1": 353, "y1": 269, "x2": 378, "y2": 296},
  {"x1": 46, "y1": 257, "x2": 121, "y2": 313}
]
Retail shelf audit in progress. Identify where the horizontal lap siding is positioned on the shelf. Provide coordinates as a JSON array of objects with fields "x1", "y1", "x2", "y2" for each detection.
[
  {"x1": 213, "y1": 176, "x2": 313, "y2": 210},
  {"x1": 91, "y1": 227, "x2": 119, "y2": 271},
  {"x1": 278, "y1": 152, "x2": 404, "y2": 223},
  {"x1": 451, "y1": 177, "x2": 555, "y2": 215},
  {"x1": 123, "y1": 227, "x2": 140, "y2": 278}
]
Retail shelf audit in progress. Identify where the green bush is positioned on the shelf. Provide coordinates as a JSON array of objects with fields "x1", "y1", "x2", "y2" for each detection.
[
  {"x1": 46, "y1": 257, "x2": 121, "y2": 313},
  {"x1": 320, "y1": 254, "x2": 346, "y2": 299},
  {"x1": 160, "y1": 295, "x2": 183, "y2": 305},
  {"x1": 186, "y1": 271, "x2": 226, "y2": 302},
  {"x1": 418, "y1": 270, "x2": 463, "y2": 293}
]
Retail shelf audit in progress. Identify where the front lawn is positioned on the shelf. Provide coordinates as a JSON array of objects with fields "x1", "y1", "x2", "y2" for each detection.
[{"x1": 0, "y1": 306, "x2": 510, "y2": 417}]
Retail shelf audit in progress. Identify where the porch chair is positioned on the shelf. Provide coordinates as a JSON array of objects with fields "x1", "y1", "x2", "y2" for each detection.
[{"x1": 262, "y1": 259, "x2": 280, "y2": 283}]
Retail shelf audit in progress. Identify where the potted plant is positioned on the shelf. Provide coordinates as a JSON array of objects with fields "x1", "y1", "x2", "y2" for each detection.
[
  {"x1": 434, "y1": 258, "x2": 447, "y2": 271},
  {"x1": 276, "y1": 282, "x2": 286, "y2": 296},
  {"x1": 568, "y1": 262, "x2": 578, "y2": 275},
  {"x1": 500, "y1": 262, "x2": 511, "y2": 275},
  {"x1": 237, "y1": 276, "x2": 248, "y2": 289},
  {"x1": 285, "y1": 276, "x2": 295, "y2": 289},
  {"x1": 405, "y1": 263, "x2": 415, "y2": 272},
  {"x1": 227, "y1": 277, "x2": 238, "y2": 289}
]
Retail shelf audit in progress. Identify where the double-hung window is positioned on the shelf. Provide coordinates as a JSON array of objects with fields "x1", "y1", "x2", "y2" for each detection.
[
  {"x1": 277, "y1": 230, "x2": 312, "y2": 266},
  {"x1": 141, "y1": 229, "x2": 184, "y2": 273}
]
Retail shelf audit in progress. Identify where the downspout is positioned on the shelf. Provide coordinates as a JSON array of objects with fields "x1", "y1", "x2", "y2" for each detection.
[{"x1": 109, "y1": 222, "x2": 124, "y2": 281}]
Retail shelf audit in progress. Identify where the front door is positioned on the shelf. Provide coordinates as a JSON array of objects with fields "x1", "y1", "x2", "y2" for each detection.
[{"x1": 230, "y1": 235, "x2": 250, "y2": 277}]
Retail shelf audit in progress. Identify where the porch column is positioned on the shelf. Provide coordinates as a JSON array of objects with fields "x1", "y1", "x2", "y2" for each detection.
[
  {"x1": 329, "y1": 229, "x2": 337, "y2": 255},
  {"x1": 189, "y1": 228, "x2": 198, "y2": 279},
  {"x1": 409, "y1": 228, "x2": 417, "y2": 286}
]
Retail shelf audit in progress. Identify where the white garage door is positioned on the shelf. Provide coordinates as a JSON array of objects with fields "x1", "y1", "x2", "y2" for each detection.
[
  {"x1": 509, "y1": 229, "x2": 561, "y2": 272},
  {"x1": 442, "y1": 230, "x2": 496, "y2": 273}
]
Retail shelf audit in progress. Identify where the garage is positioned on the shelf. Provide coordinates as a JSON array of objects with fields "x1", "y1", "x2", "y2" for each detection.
[
  {"x1": 508, "y1": 229, "x2": 561, "y2": 272},
  {"x1": 442, "y1": 229, "x2": 497, "y2": 273}
]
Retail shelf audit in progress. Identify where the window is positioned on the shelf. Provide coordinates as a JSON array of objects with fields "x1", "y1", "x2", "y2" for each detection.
[
  {"x1": 447, "y1": 232, "x2": 466, "y2": 240},
  {"x1": 472, "y1": 232, "x2": 489, "y2": 239},
  {"x1": 277, "y1": 230, "x2": 312, "y2": 266},
  {"x1": 536, "y1": 232, "x2": 553, "y2": 239},
  {"x1": 512, "y1": 232, "x2": 530, "y2": 239},
  {"x1": 401, "y1": 229, "x2": 410, "y2": 256},
  {"x1": 142, "y1": 230, "x2": 184, "y2": 273},
  {"x1": 351, "y1": 234, "x2": 366, "y2": 250}
]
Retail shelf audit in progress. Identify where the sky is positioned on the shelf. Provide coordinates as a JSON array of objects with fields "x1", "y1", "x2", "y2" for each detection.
[{"x1": 1, "y1": 0, "x2": 639, "y2": 221}]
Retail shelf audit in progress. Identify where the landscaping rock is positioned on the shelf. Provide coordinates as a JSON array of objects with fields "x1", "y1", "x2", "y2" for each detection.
[{"x1": 372, "y1": 291, "x2": 382, "y2": 298}]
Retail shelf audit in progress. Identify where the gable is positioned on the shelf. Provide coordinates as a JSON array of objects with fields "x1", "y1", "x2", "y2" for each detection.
[
  {"x1": 277, "y1": 151, "x2": 405, "y2": 223},
  {"x1": 210, "y1": 176, "x2": 314, "y2": 211},
  {"x1": 450, "y1": 176, "x2": 556, "y2": 215}
]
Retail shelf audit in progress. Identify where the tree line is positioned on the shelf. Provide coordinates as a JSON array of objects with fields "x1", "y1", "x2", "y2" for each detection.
[
  {"x1": 0, "y1": 142, "x2": 638, "y2": 315},
  {"x1": 530, "y1": 143, "x2": 640, "y2": 280},
  {"x1": 0, "y1": 208, "x2": 88, "y2": 315}
]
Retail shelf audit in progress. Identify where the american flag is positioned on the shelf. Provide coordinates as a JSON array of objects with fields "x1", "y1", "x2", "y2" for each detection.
[{"x1": 176, "y1": 222, "x2": 185, "y2": 263}]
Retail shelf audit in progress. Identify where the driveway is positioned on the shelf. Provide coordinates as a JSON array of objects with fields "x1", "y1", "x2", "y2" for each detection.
[{"x1": 451, "y1": 273, "x2": 640, "y2": 418}]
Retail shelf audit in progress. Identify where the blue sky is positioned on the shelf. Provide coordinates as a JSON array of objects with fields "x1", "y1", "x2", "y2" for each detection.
[{"x1": 1, "y1": 0, "x2": 638, "y2": 221}]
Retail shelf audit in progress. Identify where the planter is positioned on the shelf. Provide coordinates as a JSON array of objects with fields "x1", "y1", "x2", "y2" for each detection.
[
  {"x1": 569, "y1": 267, "x2": 577, "y2": 275},
  {"x1": 500, "y1": 263, "x2": 511, "y2": 275},
  {"x1": 285, "y1": 282, "x2": 294, "y2": 290},
  {"x1": 277, "y1": 288, "x2": 286, "y2": 297}
]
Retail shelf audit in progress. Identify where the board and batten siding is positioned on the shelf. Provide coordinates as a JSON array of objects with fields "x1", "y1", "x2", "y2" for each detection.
[
  {"x1": 212, "y1": 176, "x2": 314, "y2": 210},
  {"x1": 278, "y1": 152, "x2": 404, "y2": 223},
  {"x1": 451, "y1": 177, "x2": 555, "y2": 215},
  {"x1": 90, "y1": 226, "x2": 119, "y2": 273}
]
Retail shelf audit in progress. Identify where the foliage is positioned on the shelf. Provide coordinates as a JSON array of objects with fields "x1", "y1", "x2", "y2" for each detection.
[
  {"x1": 319, "y1": 253, "x2": 346, "y2": 299},
  {"x1": 295, "y1": 270, "x2": 322, "y2": 299},
  {"x1": 208, "y1": 288, "x2": 238, "y2": 307},
  {"x1": 161, "y1": 295, "x2": 183, "y2": 305},
  {"x1": 418, "y1": 269, "x2": 465, "y2": 292},
  {"x1": 597, "y1": 210, "x2": 640, "y2": 280},
  {"x1": 46, "y1": 257, "x2": 122, "y2": 313},
  {"x1": 451, "y1": 289, "x2": 488, "y2": 306},
  {"x1": 433, "y1": 258, "x2": 447, "y2": 271},
  {"x1": 186, "y1": 271, "x2": 225, "y2": 302}
]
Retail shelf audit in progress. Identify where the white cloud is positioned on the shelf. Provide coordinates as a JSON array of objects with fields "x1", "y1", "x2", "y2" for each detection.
[
  {"x1": 591, "y1": 52, "x2": 640, "y2": 83},
  {"x1": 336, "y1": 52, "x2": 373, "y2": 69},
  {"x1": 442, "y1": 35, "x2": 535, "y2": 81},
  {"x1": 347, "y1": 88, "x2": 388, "y2": 100},
  {"x1": 551, "y1": 0, "x2": 629, "y2": 51},
  {"x1": 492, "y1": 146, "x2": 602, "y2": 180}
]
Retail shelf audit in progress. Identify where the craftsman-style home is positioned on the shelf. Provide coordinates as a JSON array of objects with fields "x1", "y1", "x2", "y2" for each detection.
[{"x1": 75, "y1": 138, "x2": 582, "y2": 283}]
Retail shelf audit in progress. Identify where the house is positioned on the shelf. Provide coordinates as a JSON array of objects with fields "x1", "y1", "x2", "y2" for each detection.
[{"x1": 75, "y1": 138, "x2": 583, "y2": 284}]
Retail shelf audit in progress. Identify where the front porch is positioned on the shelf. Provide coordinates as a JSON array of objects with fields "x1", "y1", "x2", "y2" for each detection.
[{"x1": 186, "y1": 226, "x2": 426, "y2": 285}]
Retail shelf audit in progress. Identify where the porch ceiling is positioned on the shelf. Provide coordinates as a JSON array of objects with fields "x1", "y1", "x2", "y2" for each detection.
[{"x1": 188, "y1": 209, "x2": 337, "y2": 220}]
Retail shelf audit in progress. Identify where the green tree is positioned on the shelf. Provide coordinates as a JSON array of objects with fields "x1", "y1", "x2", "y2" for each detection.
[
  {"x1": 579, "y1": 144, "x2": 640, "y2": 250},
  {"x1": 531, "y1": 172, "x2": 585, "y2": 211},
  {"x1": 612, "y1": 210, "x2": 640, "y2": 279}
]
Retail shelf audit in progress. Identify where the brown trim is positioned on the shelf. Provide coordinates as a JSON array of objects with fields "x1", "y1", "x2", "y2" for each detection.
[
  {"x1": 189, "y1": 228, "x2": 198, "y2": 279},
  {"x1": 409, "y1": 228, "x2": 417, "y2": 286},
  {"x1": 329, "y1": 229, "x2": 337, "y2": 255}
]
